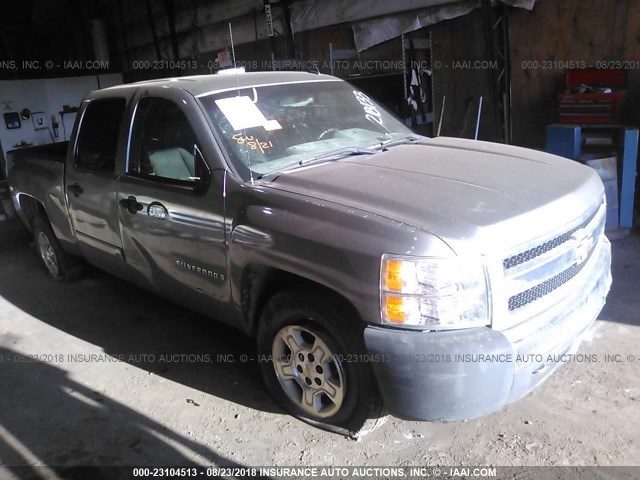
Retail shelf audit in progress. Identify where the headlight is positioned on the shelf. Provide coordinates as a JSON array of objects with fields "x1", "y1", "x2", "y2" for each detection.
[{"x1": 380, "y1": 254, "x2": 490, "y2": 330}]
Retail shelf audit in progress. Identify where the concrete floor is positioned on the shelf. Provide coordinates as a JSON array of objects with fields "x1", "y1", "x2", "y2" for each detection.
[{"x1": 0, "y1": 219, "x2": 639, "y2": 476}]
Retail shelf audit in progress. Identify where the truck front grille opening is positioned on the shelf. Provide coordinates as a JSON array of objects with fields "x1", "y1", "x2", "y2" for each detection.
[
  {"x1": 504, "y1": 201, "x2": 605, "y2": 312},
  {"x1": 503, "y1": 207, "x2": 599, "y2": 270},
  {"x1": 508, "y1": 256, "x2": 589, "y2": 311}
]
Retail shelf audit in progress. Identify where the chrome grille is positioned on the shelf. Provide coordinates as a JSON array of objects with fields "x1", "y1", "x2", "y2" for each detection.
[
  {"x1": 508, "y1": 247, "x2": 593, "y2": 311},
  {"x1": 503, "y1": 207, "x2": 599, "y2": 270},
  {"x1": 503, "y1": 200, "x2": 606, "y2": 314}
]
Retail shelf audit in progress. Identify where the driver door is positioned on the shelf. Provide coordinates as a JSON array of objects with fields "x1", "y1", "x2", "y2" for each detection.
[{"x1": 116, "y1": 88, "x2": 229, "y2": 319}]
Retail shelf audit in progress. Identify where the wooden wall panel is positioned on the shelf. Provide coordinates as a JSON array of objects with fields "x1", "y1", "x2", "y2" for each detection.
[
  {"x1": 430, "y1": 0, "x2": 640, "y2": 148},
  {"x1": 431, "y1": 10, "x2": 497, "y2": 141},
  {"x1": 510, "y1": 0, "x2": 640, "y2": 147}
]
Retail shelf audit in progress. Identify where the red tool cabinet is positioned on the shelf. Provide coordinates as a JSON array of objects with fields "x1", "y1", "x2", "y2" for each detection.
[{"x1": 558, "y1": 69, "x2": 626, "y2": 124}]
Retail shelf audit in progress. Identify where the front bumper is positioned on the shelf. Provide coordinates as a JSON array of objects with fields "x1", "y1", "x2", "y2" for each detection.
[{"x1": 364, "y1": 236, "x2": 612, "y2": 421}]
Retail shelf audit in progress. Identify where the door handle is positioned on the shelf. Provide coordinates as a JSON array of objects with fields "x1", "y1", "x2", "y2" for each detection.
[
  {"x1": 67, "y1": 183, "x2": 84, "y2": 197},
  {"x1": 119, "y1": 195, "x2": 144, "y2": 214}
]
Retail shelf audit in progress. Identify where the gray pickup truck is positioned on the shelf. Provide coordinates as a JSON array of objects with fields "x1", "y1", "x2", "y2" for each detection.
[{"x1": 8, "y1": 71, "x2": 612, "y2": 436}]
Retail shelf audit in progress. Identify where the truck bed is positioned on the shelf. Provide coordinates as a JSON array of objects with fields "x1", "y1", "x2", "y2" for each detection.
[
  {"x1": 7, "y1": 141, "x2": 76, "y2": 247},
  {"x1": 8, "y1": 141, "x2": 69, "y2": 164}
]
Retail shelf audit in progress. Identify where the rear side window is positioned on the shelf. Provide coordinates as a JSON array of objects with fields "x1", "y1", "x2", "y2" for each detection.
[{"x1": 75, "y1": 98, "x2": 126, "y2": 171}]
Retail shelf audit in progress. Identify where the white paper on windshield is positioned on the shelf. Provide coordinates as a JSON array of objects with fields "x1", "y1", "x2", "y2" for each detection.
[
  {"x1": 263, "y1": 119, "x2": 282, "y2": 131},
  {"x1": 215, "y1": 96, "x2": 268, "y2": 131}
]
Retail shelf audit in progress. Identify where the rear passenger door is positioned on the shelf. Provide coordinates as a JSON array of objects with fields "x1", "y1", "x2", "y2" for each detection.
[
  {"x1": 116, "y1": 88, "x2": 229, "y2": 319},
  {"x1": 66, "y1": 97, "x2": 127, "y2": 267}
]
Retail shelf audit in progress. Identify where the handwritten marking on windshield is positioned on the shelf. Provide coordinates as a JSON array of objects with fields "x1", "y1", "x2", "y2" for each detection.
[
  {"x1": 232, "y1": 134, "x2": 274, "y2": 153},
  {"x1": 353, "y1": 90, "x2": 384, "y2": 127}
]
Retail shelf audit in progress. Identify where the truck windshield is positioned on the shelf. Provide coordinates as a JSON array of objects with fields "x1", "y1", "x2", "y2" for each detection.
[{"x1": 197, "y1": 80, "x2": 416, "y2": 180}]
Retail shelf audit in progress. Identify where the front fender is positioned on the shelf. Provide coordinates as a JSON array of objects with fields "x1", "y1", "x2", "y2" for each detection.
[{"x1": 226, "y1": 183, "x2": 454, "y2": 329}]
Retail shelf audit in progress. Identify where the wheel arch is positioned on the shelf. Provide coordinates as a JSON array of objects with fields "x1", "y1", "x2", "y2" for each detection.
[
  {"x1": 240, "y1": 264, "x2": 363, "y2": 338},
  {"x1": 16, "y1": 193, "x2": 47, "y2": 231}
]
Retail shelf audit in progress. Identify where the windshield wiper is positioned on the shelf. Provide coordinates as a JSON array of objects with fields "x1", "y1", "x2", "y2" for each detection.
[
  {"x1": 256, "y1": 146, "x2": 376, "y2": 180},
  {"x1": 374, "y1": 134, "x2": 423, "y2": 150},
  {"x1": 299, "y1": 146, "x2": 376, "y2": 166}
]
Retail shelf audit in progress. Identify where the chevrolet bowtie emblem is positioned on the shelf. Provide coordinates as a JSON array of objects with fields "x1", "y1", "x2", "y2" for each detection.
[{"x1": 571, "y1": 229, "x2": 592, "y2": 265}]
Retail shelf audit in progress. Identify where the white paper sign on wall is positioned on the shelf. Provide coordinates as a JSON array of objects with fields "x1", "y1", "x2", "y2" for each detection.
[{"x1": 217, "y1": 51, "x2": 232, "y2": 68}]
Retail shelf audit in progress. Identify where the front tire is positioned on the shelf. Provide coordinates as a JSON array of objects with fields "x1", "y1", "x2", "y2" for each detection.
[{"x1": 257, "y1": 289, "x2": 386, "y2": 437}]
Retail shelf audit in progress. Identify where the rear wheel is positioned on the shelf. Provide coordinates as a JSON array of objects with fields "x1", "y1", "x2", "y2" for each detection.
[
  {"x1": 32, "y1": 215, "x2": 79, "y2": 282},
  {"x1": 257, "y1": 289, "x2": 386, "y2": 437}
]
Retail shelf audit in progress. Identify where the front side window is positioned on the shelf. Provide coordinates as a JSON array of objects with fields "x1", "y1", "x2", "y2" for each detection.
[
  {"x1": 197, "y1": 80, "x2": 415, "y2": 180},
  {"x1": 129, "y1": 97, "x2": 200, "y2": 184},
  {"x1": 76, "y1": 98, "x2": 126, "y2": 171}
]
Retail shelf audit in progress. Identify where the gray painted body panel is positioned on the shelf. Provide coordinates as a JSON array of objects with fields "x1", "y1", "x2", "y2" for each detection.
[
  {"x1": 115, "y1": 85, "x2": 230, "y2": 320},
  {"x1": 7, "y1": 72, "x2": 612, "y2": 421},
  {"x1": 108, "y1": 71, "x2": 342, "y2": 98},
  {"x1": 264, "y1": 137, "x2": 604, "y2": 256},
  {"x1": 7, "y1": 146, "x2": 78, "y2": 253},
  {"x1": 225, "y1": 180, "x2": 453, "y2": 330},
  {"x1": 66, "y1": 145, "x2": 123, "y2": 251}
]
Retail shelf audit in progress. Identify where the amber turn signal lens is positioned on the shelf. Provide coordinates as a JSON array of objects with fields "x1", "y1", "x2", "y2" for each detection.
[
  {"x1": 383, "y1": 296, "x2": 406, "y2": 323},
  {"x1": 384, "y1": 259, "x2": 404, "y2": 292}
]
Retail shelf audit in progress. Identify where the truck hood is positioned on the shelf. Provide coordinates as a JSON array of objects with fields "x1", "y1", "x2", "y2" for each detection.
[{"x1": 262, "y1": 137, "x2": 604, "y2": 255}]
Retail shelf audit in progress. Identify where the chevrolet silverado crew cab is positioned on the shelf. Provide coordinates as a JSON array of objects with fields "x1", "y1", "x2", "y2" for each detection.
[{"x1": 8, "y1": 71, "x2": 612, "y2": 436}]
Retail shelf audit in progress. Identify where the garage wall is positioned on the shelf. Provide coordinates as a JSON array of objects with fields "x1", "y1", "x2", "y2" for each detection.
[
  {"x1": 0, "y1": 74, "x2": 123, "y2": 162},
  {"x1": 430, "y1": 9, "x2": 496, "y2": 141},
  {"x1": 509, "y1": 0, "x2": 640, "y2": 148},
  {"x1": 101, "y1": 0, "x2": 640, "y2": 149},
  {"x1": 430, "y1": 0, "x2": 640, "y2": 147},
  {"x1": 110, "y1": 0, "x2": 291, "y2": 81}
]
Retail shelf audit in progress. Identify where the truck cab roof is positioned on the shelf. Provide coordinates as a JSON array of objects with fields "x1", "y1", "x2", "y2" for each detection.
[{"x1": 101, "y1": 71, "x2": 339, "y2": 98}]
